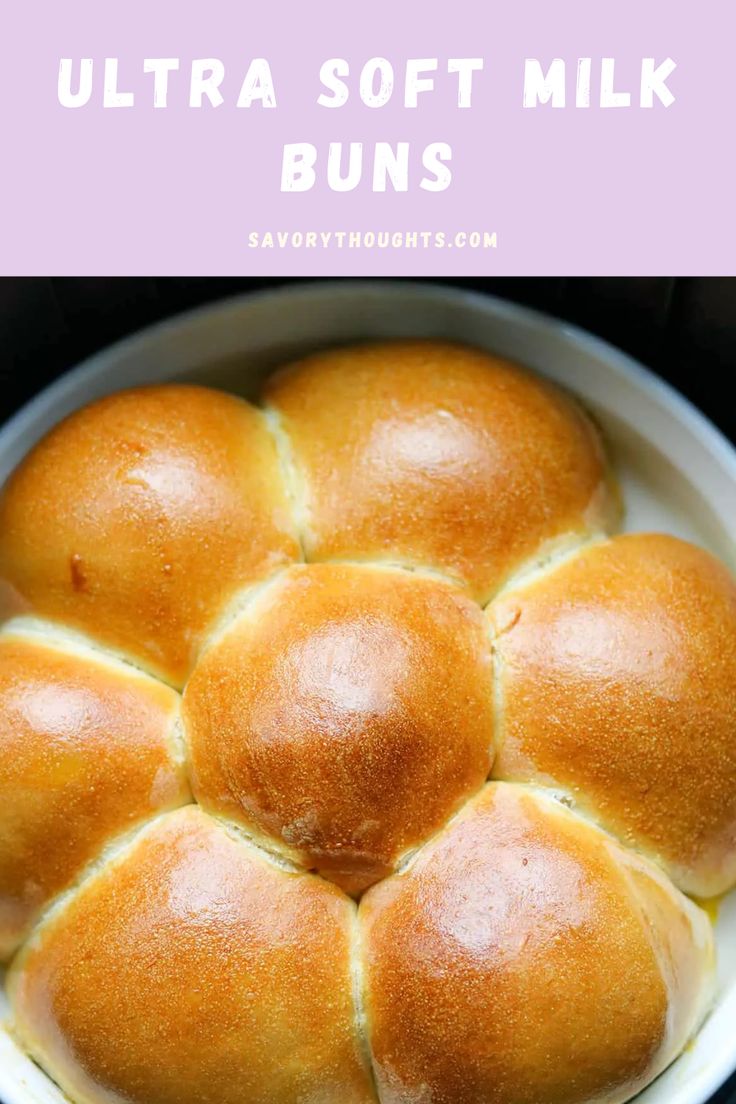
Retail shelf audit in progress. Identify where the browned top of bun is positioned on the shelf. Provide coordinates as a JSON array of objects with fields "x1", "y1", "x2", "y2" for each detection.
[
  {"x1": 0, "y1": 631, "x2": 186, "y2": 960},
  {"x1": 490, "y1": 533, "x2": 736, "y2": 897},
  {"x1": 9, "y1": 807, "x2": 376, "y2": 1104},
  {"x1": 183, "y1": 562, "x2": 494, "y2": 894},
  {"x1": 360, "y1": 783, "x2": 713, "y2": 1104},
  {"x1": 0, "y1": 385, "x2": 300, "y2": 686},
  {"x1": 263, "y1": 340, "x2": 616, "y2": 601},
  {"x1": 1, "y1": 350, "x2": 727, "y2": 1104}
]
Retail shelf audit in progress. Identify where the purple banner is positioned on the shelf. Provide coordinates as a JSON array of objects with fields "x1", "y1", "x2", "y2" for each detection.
[{"x1": 1, "y1": 0, "x2": 733, "y2": 274}]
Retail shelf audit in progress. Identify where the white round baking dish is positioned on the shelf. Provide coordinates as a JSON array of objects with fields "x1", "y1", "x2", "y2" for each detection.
[{"x1": 0, "y1": 280, "x2": 735, "y2": 1104}]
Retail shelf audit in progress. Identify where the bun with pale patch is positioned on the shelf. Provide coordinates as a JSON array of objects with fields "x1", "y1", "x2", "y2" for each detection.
[
  {"x1": 489, "y1": 533, "x2": 736, "y2": 898},
  {"x1": 9, "y1": 808, "x2": 376, "y2": 1104},
  {"x1": 183, "y1": 561, "x2": 494, "y2": 895},
  {"x1": 360, "y1": 783, "x2": 714, "y2": 1104},
  {"x1": 0, "y1": 629, "x2": 187, "y2": 959},
  {"x1": 263, "y1": 340, "x2": 618, "y2": 602},
  {"x1": 0, "y1": 385, "x2": 301, "y2": 687},
  {"x1": 2, "y1": 340, "x2": 733, "y2": 1104}
]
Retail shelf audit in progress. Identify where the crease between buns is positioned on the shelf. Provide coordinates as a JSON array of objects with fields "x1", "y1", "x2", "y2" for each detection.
[
  {"x1": 0, "y1": 342, "x2": 733, "y2": 1104},
  {"x1": 487, "y1": 531, "x2": 736, "y2": 898}
]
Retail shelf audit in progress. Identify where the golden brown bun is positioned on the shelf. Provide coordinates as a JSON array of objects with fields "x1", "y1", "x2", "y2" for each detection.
[
  {"x1": 490, "y1": 533, "x2": 736, "y2": 897},
  {"x1": 0, "y1": 630, "x2": 187, "y2": 960},
  {"x1": 9, "y1": 807, "x2": 376, "y2": 1104},
  {"x1": 183, "y1": 562, "x2": 494, "y2": 894},
  {"x1": 360, "y1": 783, "x2": 713, "y2": 1104},
  {"x1": 0, "y1": 386, "x2": 300, "y2": 686},
  {"x1": 1, "y1": 364, "x2": 727, "y2": 1104},
  {"x1": 263, "y1": 340, "x2": 617, "y2": 601}
]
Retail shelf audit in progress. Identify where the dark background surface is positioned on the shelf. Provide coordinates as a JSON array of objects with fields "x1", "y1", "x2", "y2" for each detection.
[
  {"x1": 0, "y1": 277, "x2": 735, "y2": 1104},
  {"x1": 1, "y1": 278, "x2": 735, "y2": 448}
]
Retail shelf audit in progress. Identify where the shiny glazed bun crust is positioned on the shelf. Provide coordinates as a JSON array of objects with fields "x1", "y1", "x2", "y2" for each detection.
[
  {"x1": 360, "y1": 784, "x2": 714, "y2": 1104},
  {"x1": 9, "y1": 808, "x2": 376, "y2": 1104},
  {"x1": 264, "y1": 340, "x2": 618, "y2": 602},
  {"x1": 1, "y1": 341, "x2": 733, "y2": 1104},
  {"x1": 0, "y1": 630, "x2": 187, "y2": 959},
  {"x1": 490, "y1": 533, "x2": 736, "y2": 897},
  {"x1": 0, "y1": 385, "x2": 300, "y2": 687},
  {"x1": 183, "y1": 562, "x2": 494, "y2": 893}
]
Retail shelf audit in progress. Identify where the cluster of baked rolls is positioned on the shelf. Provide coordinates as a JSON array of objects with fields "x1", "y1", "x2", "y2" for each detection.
[{"x1": 1, "y1": 341, "x2": 734, "y2": 1104}]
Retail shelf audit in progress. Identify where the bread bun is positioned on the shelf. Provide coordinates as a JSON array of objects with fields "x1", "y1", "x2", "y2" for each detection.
[
  {"x1": 0, "y1": 385, "x2": 300, "y2": 686},
  {"x1": 360, "y1": 782, "x2": 714, "y2": 1104},
  {"x1": 183, "y1": 562, "x2": 494, "y2": 894},
  {"x1": 9, "y1": 807, "x2": 376, "y2": 1104},
  {"x1": 1, "y1": 344, "x2": 730, "y2": 1104},
  {"x1": 490, "y1": 533, "x2": 736, "y2": 897},
  {"x1": 0, "y1": 629, "x2": 187, "y2": 959},
  {"x1": 264, "y1": 341, "x2": 618, "y2": 602}
]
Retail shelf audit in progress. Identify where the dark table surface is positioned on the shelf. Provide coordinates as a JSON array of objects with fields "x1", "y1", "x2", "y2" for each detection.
[
  {"x1": 2, "y1": 277, "x2": 736, "y2": 447},
  {"x1": 1, "y1": 276, "x2": 735, "y2": 1103}
]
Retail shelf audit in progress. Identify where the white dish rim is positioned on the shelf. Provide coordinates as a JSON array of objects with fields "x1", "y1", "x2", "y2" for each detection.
[{"x1": 0, "y1": 278, "x2": 735, "y2": 1104}]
